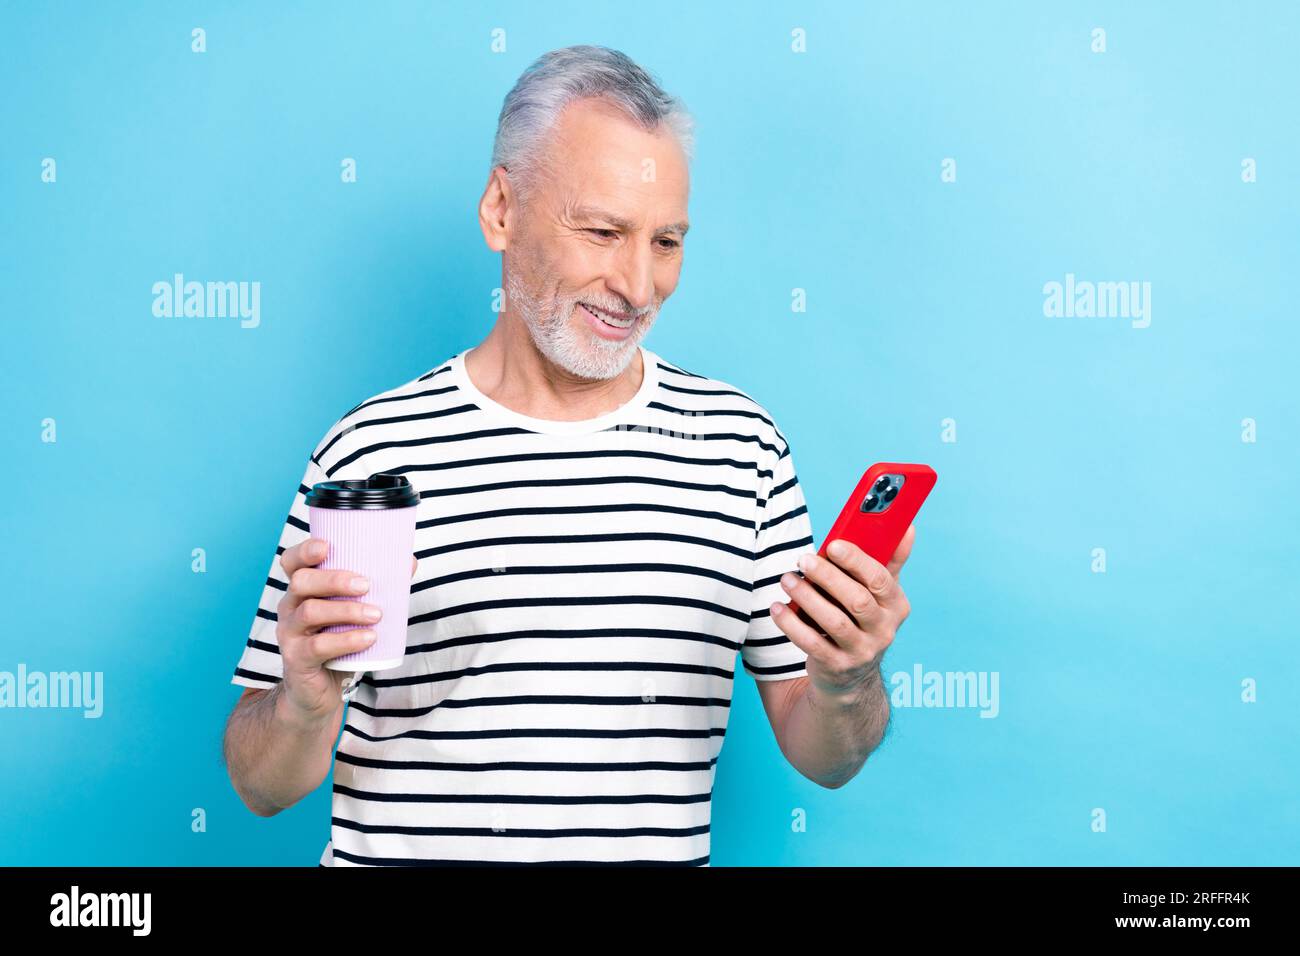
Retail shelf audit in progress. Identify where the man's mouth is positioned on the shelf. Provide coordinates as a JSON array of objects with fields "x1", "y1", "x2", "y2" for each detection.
[{"x1": 579, "y1": 302, "x2": 635, "y2": 329}]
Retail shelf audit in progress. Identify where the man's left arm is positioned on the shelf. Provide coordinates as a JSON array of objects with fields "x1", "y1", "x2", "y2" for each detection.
[{"x1": 755, "y1": 525, "x2": 915, "y2": 788}]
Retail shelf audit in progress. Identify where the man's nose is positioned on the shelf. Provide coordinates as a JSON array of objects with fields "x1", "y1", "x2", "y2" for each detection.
[{"x1": 606, "y1": 239, "x2": 656, "y2": 312}]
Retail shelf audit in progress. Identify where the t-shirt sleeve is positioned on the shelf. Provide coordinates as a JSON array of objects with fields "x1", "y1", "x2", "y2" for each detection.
[
  {"x1": 741, "y1": 436, "x2": 817, "y2": 681},
  {"x1": 230, "y1": 454, "x2": 329, "y2": 690}
]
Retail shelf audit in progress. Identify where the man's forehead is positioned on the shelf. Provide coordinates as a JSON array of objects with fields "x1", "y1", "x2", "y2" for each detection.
[{"x1": 541, "y1": 100, "x2": 689, "y2": 229}]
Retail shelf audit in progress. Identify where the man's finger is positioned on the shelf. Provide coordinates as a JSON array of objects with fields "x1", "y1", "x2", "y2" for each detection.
[
  {"x1": 770, "y1": 598, "x2": 847, "y2": 670},
  {"x1": 793, "y1": 554, "x2": 884, "y2": 640},
  {"x1": 281, "y1": 538, "x2": 328, "y2": 578},
  {"x1": 781, "y1": 565, "x2": 875, "y2": 653},
  {"x1": 826, "y1": 538, "x2": 905, "y2": 612}
]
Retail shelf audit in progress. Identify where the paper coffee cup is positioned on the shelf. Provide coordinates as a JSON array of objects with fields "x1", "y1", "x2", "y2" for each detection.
[{"x1": 305, "y1": 473, "x2": 419, "y2": 673}]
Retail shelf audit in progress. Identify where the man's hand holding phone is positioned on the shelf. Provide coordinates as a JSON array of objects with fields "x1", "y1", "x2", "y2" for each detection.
[
  {"x1": 771, "y1": 525, "x2": 915, "y2": 698},
  {"x1": 770, "y1": 461, "x2": 935, "y2": 700}
]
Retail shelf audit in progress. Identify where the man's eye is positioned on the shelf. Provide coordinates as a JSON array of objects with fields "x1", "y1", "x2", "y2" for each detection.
[
  {"x1": 587, "y1": 229, "x2": 617, "y2": 240},
  {"x1": 656, "y1": 238, "x2": 680, "y2": 250}
]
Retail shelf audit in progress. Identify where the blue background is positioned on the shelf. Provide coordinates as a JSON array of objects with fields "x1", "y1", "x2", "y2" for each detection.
[{"x1": 3, "y1": 1, "x2": 1296, "y2": 865}]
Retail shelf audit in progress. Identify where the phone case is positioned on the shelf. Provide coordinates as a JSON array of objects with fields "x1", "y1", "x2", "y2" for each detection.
[{"x1": 785, "y1": 462, "x2": 936, "y2": 625}]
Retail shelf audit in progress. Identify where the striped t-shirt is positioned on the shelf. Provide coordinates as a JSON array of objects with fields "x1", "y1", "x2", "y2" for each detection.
[{"x1": 230, "y1": 343, "x2": 816, "y2": 866}]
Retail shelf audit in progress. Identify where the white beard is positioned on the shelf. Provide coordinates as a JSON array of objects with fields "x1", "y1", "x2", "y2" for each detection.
[{"x1": 504, "y1": 259, "x2": 656, "y2": 381}]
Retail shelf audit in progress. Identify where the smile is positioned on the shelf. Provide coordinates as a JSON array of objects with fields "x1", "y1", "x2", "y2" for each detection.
[{"x1": 579, "y1": 302, "x2": 636, "y2": 332}]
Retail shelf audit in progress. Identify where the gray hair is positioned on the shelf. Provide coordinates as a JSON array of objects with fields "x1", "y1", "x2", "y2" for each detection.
[{"x1": 490, "y1": 45, "x2": 694, "y2": 209}]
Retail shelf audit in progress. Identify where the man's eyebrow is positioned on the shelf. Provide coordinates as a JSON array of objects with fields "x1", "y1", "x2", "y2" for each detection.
[{"x1": 570, "y1": 204, "x2": 689, "y2": 237}]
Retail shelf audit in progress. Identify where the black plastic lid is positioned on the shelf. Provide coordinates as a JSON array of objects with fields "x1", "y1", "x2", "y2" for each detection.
[{"x1": 304, "y1": 473, "x2": 420, "y2": 510}]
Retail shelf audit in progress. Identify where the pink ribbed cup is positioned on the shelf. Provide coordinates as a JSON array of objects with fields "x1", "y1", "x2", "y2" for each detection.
[{"x1": 309, "y1": 496, "x2": 417, "y2": 673}]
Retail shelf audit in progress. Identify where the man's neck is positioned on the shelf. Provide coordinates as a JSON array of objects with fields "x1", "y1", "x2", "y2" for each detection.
[{"x1": 464, "y1": 317, "x2": 644, "y2": 422}]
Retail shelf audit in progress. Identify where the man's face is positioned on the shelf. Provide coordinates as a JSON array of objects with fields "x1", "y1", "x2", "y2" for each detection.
[{"x1": 503, "y1": 96, "x2": 690, "y2": 381}]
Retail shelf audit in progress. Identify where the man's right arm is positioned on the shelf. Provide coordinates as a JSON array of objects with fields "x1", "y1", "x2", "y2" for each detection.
[{"x1": 223, "y1": 684, "x2": 344, "y2": 817}]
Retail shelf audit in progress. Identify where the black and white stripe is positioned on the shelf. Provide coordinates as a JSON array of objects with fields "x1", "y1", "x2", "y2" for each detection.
[{"x1": 232, "y1": 344, "x2": 814, "y2": 866}]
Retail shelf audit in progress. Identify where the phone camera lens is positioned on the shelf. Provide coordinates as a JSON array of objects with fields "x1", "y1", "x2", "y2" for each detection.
[
  {"x1": 883, "y1": 485, "x2": 898, "y2": 503},
  {"x1": 862, "y1": 494, "x2": 879, "y2": 512},
  {"x1": 873, "y1": 476, "x2": 891, "y2": 494}
]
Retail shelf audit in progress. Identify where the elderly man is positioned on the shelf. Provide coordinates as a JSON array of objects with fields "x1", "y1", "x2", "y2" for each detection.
[{"x1": 223, "y1": 44, "x2": 913, "y2": 866}]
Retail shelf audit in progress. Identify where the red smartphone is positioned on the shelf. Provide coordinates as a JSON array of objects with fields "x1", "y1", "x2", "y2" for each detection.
[{"x1": 786, "y1": 462, "x2": 937, "y2": 625}]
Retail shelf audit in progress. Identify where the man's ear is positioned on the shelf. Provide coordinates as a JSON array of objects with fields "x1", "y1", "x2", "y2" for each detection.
[{"x1": 478, "y1": 166, "x2": 513, "y2": 253}]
